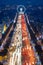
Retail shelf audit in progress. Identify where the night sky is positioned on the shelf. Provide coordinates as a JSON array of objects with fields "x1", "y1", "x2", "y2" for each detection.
[
  {"x1": 0, "y1": 0, "x2": 43, "y2": 6},
  {"x1": 0, "y1": 0, "x2": 43, "y2": 24}
]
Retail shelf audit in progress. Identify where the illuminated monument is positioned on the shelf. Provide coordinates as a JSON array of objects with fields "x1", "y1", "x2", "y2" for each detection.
[{"x1": 17, "y1": 5, "x2": 26, "y2": 14}]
